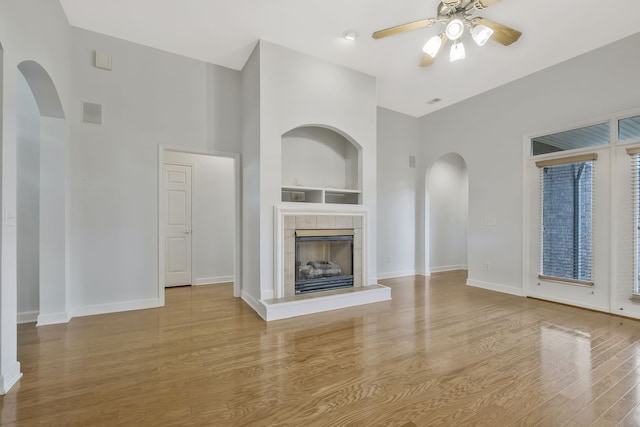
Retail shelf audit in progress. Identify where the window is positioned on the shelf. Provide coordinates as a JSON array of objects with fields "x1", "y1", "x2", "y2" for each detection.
[
  {"x1": 620, "y1": 115, "x2": 640, "y2": 143},
  {"x1": 629, "y1": 147, "x2": 640, "y2": 294},
  {"x1": 536, "y1": 154, "x2": 596, "y2": 286},
  {"x1": 531, "y1": 122, "x2": 609, "y2": 156}
]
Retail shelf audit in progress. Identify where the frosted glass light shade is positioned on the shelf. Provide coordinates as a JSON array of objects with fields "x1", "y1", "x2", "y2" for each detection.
[
  {"x1": 422, "y1": 34, "x2": 444, "y2": 57},
  {"x1": 471, "y1": 24, "x2": 494, "y2": 46},
  {"x1": 445, "y1": 18, "x2": 465, "y2": 41},
  {"x1": 450, "y1": 41, "x2": 466, "y2": 62}
]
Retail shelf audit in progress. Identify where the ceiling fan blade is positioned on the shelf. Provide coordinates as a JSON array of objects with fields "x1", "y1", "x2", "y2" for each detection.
[
  {"x1": 420, "y1": 54, "x2": 435, "y2": 67},
  {"x1": 372, "y1": 18, "x2": 436, "y2": 39},
  {"x1": 473, "y1": 17, "x2": 522, "y2": 46}
]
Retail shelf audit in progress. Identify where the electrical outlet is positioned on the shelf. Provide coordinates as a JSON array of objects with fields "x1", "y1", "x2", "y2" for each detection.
[
  {"x1": 482, "y1": 263, "x2": 491, "y2": 271},
  {"x1": 483, "y1": 216, "x2": 497, "y2": 226}
]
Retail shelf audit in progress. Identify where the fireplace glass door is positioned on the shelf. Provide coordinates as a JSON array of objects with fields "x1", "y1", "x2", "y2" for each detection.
[{"x1": 295, "y1": 233, "x2": 354, "y2": 294}]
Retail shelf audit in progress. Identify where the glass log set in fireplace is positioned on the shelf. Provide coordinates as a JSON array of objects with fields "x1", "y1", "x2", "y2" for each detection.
[{"x1": 295, "y1": 229, "x2": 354, "y2": 294}]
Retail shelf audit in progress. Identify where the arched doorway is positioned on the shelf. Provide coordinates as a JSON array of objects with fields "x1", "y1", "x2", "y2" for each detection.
[
  {"x1": 426, "y1": 153, "x2": 468, "y2": 273},
  {"x1": 16, "y1": 60, "x2": 67, "y2": 326}
]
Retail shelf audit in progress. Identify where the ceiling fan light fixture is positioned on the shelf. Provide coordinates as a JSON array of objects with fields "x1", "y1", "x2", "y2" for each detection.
[
  {"x1": 342, "y1": 30, "x2": 358, "y2": 41},
  {"x1": 445, "y1": 18, "x2": 465, "y2": 41},
  {"x1": 450, "y1": 40, "x2": 466, "y2": 62},
  {"x1": 471, "y1": 24, "x2": 494, "y2": 46},
  {"x1": 422, "y1": 33, "x2": 445, "y2": 57}
]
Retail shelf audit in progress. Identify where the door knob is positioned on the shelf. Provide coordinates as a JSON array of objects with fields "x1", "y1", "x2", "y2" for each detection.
[{"x1": 185, "y1": 229, "x2": 191, "y2": 234}]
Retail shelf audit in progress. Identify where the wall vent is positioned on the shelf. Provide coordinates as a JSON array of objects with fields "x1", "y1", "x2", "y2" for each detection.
[{"x1": 82, "y1": 102, "x2": 103, "y2": 125}]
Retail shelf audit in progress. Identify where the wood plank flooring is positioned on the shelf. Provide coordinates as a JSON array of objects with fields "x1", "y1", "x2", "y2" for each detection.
[{"x1": 4, "y1": 271, "x2": 640, "y2": 425}]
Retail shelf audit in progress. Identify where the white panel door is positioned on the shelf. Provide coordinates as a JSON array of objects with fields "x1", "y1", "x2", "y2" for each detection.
[{"x1": 164, "y1": 164, "x2": 192, "y2": 287}]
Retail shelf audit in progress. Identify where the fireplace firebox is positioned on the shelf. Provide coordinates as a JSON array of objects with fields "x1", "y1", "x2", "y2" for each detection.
[{"x1": 295, "y1": 229, "x2": 354, "y2": 294}]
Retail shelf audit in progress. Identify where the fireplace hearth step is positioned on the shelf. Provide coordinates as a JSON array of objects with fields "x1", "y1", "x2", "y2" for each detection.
[{"x1": 296, "y1": 275, "x2": 354, "y2": 294}]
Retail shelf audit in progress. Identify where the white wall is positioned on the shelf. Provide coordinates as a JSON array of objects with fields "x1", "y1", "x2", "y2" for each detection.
[
  {"x1": 164, "y1": 151, "x2": 235, "y2": 284},
  {"x1": 69, "y1": 28, "x2": 242, "y2": 313},
  {"x1": 376, "y1": 107, "x2": 420, "y2": 279},
  {"x1": 418, "y1": 32, "x2": 640, "y2": 299},
  {"x1": 0, "y1": 0, "x2": 72, "y2": 394},
  {"x1": 16, "y1": 71, "x2": 40, "y2": 320},
  {"x1": 428, "y1": 153, "x2": 468, "y2": 273},
  {"x1": 240, "y1": 44, "x2": 261, "y2": 303},
  {"x1": 253, "y1": 41, "x2": 378, "y2": 302}
]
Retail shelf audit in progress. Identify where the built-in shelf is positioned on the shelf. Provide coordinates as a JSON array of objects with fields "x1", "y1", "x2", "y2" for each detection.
[{"x1": 281, "y1": 186, "x2": 361, "y2": 205}]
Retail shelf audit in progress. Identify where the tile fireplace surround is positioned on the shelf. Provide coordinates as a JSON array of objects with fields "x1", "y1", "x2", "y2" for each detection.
[
  {"x1": 259, "y1": 205, "x2": 391, "y2": 321},
  {"x1": 283, "y1": 214, "x2": 362, "y2": 297}
]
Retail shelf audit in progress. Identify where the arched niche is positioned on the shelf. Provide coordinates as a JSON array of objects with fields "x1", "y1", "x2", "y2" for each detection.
[{"x1": 281, "y1": 125, "x2": 361, "y2": 204}]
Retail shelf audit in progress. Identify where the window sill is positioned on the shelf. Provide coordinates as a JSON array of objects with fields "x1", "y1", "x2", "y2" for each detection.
[
  {"x1": 538, "y1": 275, "x2": 594, "y2": 287},
  {"x1": 629, "y1": 295, "x2": 640, "y2": 303}
]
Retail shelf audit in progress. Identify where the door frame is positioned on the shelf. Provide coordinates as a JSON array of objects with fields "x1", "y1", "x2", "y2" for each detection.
[{"x1": 158, "y1": 145, "x2": 242, "y2": 305}]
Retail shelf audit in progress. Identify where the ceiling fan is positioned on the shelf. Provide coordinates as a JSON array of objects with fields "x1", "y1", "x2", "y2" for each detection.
[{"x1": 372, "y1": 0, "x2": 522, "y2": 67}]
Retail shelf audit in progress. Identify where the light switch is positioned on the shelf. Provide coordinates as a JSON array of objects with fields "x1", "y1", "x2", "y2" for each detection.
[{"x1": 4, "y1": 209, "x2": 15, "y2": 227}]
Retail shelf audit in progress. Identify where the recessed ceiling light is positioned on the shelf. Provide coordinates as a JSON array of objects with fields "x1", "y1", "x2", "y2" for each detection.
[
  {"x1": 426, "y1": 98, "x2": 442, "y2": 105},
  {"x1": 342, "y1": 31, "x2": 358, "y2": 41}
]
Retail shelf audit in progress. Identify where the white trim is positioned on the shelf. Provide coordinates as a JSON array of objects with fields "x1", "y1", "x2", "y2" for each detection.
[
  {"x1": 158, "y1": 145, "x2": 243, "y2": 302},
  {"x1": 0, "y1": 361, "x2": 22, "y2": 395},
  {"x1": 36, "y1": 311, "x2": 71, "y2": 326},
  {"x1": 415, "y1": 269, "x2": 430, "y2": 277},
  {"x1": 261, "y1": 289, "x2": 274, "y2": 300},
  {"x1": 261, "y1": 285, "x2": 391, "y2": 321},
  {"x1": 526, "y1": 292, "x2": 608, "y2": 313},
  {"x1": 194, "y1": 276, "x2": 234, "y2": 285},
  {"x1": 17, "y1": 310, "x2": 38, "y2": 324},
  {"x1": 430, "y1": 264, "x2": 467, "y2": 274},
  {"x1": 70, "y1": 298, "x2": 161, "y2": 318},
  {"x1": 466, "y1": 279, "x2": 525, "y2": 297},
  {"x1": 377, "y1": 270, "x2": 417, "y2": 280},
  {"x1": 241, "y1": 291, "x2": 267, "y2": 320}
]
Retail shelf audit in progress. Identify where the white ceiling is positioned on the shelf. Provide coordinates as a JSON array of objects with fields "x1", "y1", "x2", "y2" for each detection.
[{"x1": 59, "y1": 0, "x2": 640, "y2": 118}]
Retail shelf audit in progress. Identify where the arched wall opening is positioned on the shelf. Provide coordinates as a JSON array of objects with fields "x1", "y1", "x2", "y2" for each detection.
[
  {"x1": 16, "y1": 60, "x2": 67, "y2": 326},
  {"x1": 281, "y1": 125, "x2": 362, "y2": 203},
  {"x1": 426, "y1": 153, "x2": 468, "y2": 274}
]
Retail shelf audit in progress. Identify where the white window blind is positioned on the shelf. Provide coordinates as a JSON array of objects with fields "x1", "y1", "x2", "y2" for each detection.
[
  {"x1": 628, "y1": 147, "x2": 640, "y2": 295},
  {"x1": 536, "y1": 154, "x2": 596, "y2": 286}
]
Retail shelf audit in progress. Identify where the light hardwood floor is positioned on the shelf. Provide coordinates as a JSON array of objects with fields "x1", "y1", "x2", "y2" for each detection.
[{"x1": 4, "y1": 271, "x2": 640, "y2": 426}]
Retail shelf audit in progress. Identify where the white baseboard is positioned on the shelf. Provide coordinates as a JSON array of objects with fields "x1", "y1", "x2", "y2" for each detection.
[
  {"x1": 194, "y1": 276, "x2": 234, "y2": 285},
  {"x1": 71, "y1": 298, "x2": 162, "y2": 318},
  {"x1": 430, "y1": 264, "x2": 467, "y2": 273},
  {"x1": 0, "y1": 361, "x2": 22, "y2": 395},
  {"x1": 261, "y1": 289, "x2": 274, "y2": 300},
  {"x1": 415, "y1": 269, "x2": 430, "y2": 277},
  {"x1": 526, "y1": 292, "x2": 608, "y2": 313},
  {"x1": 466, "y1": 279, "x2": 524, "y2": 297},
  {"x1": 241, "y1": 291, "x2": 267, "y2": 320},
  {"x1": 377, "y1": 270, "x2": 417, "y2": 280},
  {"x1": 37, "y1": 311, "x2": 71, "y2": 326},
  {"x1": 17, "y1": 311, "x2": 38, "y2": 324}
]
